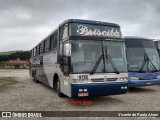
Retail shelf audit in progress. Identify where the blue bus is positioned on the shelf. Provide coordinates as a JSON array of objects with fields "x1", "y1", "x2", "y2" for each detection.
[
  {"x1": 30, "y1": 19, "x2": 128, "y2": 98},
  {"x1": 125, "y1": 36, "x2": 160, "y2": 87},
  {"x1": 154, "y1": 40, "x2": 160, "y2": 55}
]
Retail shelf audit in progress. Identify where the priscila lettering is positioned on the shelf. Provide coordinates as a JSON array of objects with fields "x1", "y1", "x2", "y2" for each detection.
[{"x1": 77, "y1": 25, "x2": 121, "y2": 38}]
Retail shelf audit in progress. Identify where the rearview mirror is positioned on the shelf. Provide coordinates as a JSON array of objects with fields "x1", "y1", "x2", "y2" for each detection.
[{"x1": 65, "y1": 43, "x2": 71, "y2": 56}]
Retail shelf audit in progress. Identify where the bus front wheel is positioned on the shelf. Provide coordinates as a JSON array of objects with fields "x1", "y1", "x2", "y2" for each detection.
[{"x1": 54, "y1": 77, "x2": 64, "y2": 97}]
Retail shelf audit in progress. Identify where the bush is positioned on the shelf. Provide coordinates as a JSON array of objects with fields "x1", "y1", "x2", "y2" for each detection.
[{"x1": 14, "y1": 64, "x2": 20, "y2": 69}]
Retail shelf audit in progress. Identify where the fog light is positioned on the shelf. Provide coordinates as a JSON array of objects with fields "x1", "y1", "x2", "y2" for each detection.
[
  {"x1": 84, "y1": 89, "x2": 87, "y2": 92},
  {"x1": 121, "y1": 86, "x2": 128, "y2": 89},
  {"x1": 79, "y1": 89, "x2": 83, "y2": 92}
]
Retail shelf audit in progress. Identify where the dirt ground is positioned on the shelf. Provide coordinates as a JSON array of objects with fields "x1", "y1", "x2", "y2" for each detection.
[{"x1": 0, "y1": 69, "x2": 160, "y2": 120}]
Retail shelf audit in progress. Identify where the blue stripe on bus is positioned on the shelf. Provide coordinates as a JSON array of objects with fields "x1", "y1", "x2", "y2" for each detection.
[
  {"x1": 129, "y1": 79, "x2": 160, "y2": 87},
  {"x1": 71, "y1": 82, "x2": 128, "y2": 98},
  {"x1": 128, "y1": 72, "x2": 160, "y2": 87}
]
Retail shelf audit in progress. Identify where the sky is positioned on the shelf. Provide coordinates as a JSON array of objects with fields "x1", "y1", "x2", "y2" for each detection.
[{"x1": 0, "y1": 0, "x2": 160, "y2": 51}]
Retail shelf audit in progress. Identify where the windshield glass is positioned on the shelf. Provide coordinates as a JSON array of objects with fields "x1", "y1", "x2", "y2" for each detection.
[
  {"x1": 126, "y1": 39, "x2": 160, "y2": 72},
  {"x1": 71, "y1": 40, "x2": 127, "y2": 73},
  {"x1": 104, "y1": 41, "x2": 127, "y2": 73},
  {"x1": 71, "y1": 40, "x2": 104, "y2": 73}
]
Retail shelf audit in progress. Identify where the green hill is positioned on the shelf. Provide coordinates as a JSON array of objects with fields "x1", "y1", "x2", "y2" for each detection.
[
  {"x1": 0, "y1": 51, "x2": 17, "y2": 55},
  {"x1": 0, "y1": 50, "x2": 31, "y2": 61}
]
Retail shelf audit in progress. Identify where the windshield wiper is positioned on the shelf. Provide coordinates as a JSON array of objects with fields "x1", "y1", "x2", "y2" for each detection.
[
  {"x1": 105, "y1": 54, "x2": 120, "y2": 74},
  {"x1": 90, "y1": 54, "x2": 103, "y2": 75},
  {"x1": 139, "y1": 53, "x2": 157, "y2": 72}
]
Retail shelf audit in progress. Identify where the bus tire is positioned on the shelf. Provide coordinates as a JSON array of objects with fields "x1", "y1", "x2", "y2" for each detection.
[
  {"x1": 33, "y1": 72, "x2": 36, "y2": 81},
  {"x1": 55, "y1": 77, "x2": 64, "y2": 97},
  {"x1": 32, "y1": 71, "x2": 35, "y2": 81},
  {"x1": 33, "y1": 71, "x2": 39, "y2": 83}
]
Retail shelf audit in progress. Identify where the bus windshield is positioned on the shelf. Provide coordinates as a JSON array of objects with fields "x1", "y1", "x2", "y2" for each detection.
[
  {"x1": 126, "y1": 39, "x2": 160, "y2": 72},
  {"x1": 104, "y1": 41, "x2": 127, "y2": 73},
  {"x1": 71, "y1": 40, "x2": 127, "y2": 74}
]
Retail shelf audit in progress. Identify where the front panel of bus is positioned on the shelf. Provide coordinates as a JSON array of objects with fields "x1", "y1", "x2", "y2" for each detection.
[
  {"x1": 58, "y1": 22, "x2": 128, "y2": 97},
  {"x1": 125, "y1": 37, "x2": 160, "y2": 87}
]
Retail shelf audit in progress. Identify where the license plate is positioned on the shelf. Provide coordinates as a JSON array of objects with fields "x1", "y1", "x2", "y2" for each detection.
[{"x1": 146, "y1": 82, "x2": 152, "y2": 85}]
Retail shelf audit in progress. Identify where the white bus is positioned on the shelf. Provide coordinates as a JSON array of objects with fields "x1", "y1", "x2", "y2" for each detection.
[{"x1": 30, "y1": 19, "x2": 128, "y2": 98}]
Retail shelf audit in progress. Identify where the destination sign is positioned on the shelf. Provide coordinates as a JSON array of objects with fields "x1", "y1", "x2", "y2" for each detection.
[{"x1": 70, "y1": 23, "x2": 122, "y2": 38}]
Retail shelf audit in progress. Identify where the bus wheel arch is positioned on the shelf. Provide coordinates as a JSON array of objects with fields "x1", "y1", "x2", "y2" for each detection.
[{"x1": 53, "y1": 73, "x2": 65, "y2": 97}]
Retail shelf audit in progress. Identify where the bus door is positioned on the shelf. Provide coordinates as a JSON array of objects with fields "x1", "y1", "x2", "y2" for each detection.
[{"x1": 58, "y1": 42, "x2": 71, "y2": 96}]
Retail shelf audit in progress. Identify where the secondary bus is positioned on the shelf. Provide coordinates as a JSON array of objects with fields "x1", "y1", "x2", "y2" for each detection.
[
  {"x1": 154, "y1": 40, "x2": 160, "y2": 55},
  {"x1": 30, "y1": 19, "x2": 128, "y2": 98},
  {"x1": 125, "y1": 36, "x2": 160, "y2": 87}
]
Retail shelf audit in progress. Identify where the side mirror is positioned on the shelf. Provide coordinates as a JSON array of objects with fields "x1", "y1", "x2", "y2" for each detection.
[{"x1": 65, "y1": 43, "x2": 71, "y2": 56}]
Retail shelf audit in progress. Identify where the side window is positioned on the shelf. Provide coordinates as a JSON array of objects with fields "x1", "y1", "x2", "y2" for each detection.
[
  {"x1": 60, "y1": 24, "x2": 68, "y2": 41},
  {"x1": 34, "y1": 48, "x2": 36, "y2": 56},
  {"x1": 44, "y1": 38, "x2": 50, "y2": 53},
  {"x1": 50, "y1": 32, "x2": 58, "y2": 50},
  {"x1": 31, "y1": 50, "x2": 33, "y2": 57},
  {"x1": 40, "y1": 42, "x2": 44, "y2": 54},
  {"x1": 59, "y1": 43, "x2": 63, "y2": 55},
  {"x1": 36, "y1": 45, "x2": 40, "y2": 55}
]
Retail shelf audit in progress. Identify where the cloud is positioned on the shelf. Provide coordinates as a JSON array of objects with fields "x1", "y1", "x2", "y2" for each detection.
[{"x1": 0, "y1": 0, "x2": 160, "y2": 51}]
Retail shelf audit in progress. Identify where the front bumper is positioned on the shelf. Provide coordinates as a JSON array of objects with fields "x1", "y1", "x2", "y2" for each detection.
[
  {"x1": 129, "y1": 79, "x2": 160, "y2": 87},
  {"x1": 71, "y1": 82, "x2": 128, "y2": 98}
]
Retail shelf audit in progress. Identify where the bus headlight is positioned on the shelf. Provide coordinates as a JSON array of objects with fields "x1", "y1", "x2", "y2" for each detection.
[
  {"x1": 72, "y1": 79, "x2": 78, "y2": 84},
  {"x1": 118, "y1": 77, "x2": 128, "y2": 82},
  {"x1": 130, "y1": 77, "x2": 139, "y2": 80},
  {"x1": 156, "y1": 75, "x2": 160, "y2": 79}
]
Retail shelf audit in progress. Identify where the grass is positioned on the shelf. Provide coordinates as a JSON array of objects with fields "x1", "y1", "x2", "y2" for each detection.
[{"x1": 0, "y1": 77, "x2": 18, "y2": 91}]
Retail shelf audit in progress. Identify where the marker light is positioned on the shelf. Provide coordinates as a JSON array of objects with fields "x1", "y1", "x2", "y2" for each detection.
[
  {"x1": 84, "y1": 89, "x2": 88, "y2": 92},
  {"x1": 79, "y1": 89, "x2": 83, "y2": 92}
]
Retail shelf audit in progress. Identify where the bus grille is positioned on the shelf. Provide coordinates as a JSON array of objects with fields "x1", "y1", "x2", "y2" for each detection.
[
  {"x1": 91, "y1": 78, "x2": 118, "y2": 82},
  {"x1": 91, "y1": 78, "x2": 104, "y2": 82},
  {"x1": 107, "y1": 78, "x2": 118, "y2": 81}
]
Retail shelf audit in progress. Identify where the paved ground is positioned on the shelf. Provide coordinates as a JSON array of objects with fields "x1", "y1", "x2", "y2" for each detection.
[{"x1": 0, "y1": 69, "x2": 160, "y2": 120}]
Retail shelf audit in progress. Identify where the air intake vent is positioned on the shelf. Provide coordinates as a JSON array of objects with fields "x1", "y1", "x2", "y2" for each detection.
[
  {"x1": 91, "y1": 78, "x2": 118, "y2": 82},
  {"x1": 91, "y1": 78, "x2": 104, "y2": 82}
]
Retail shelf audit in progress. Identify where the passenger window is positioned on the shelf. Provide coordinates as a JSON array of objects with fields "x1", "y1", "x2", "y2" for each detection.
[
  {"x1": 60, "y1": 24, "x2": 68, "y2": 41},
  {"x1": 50, "y1": 32, "x2": 58, "y2": 50}
]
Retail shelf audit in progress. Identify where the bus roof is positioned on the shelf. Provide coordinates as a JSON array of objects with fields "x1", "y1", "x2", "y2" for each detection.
[
  {"x1": 60, "y1": 19, "x2": 120, "y2": 27},
  {"x1": 124, "y1": 36, "x2": 153, "y2": 41},
  {"x1": 31, "y1": 19, "x2": 121, "y2": 50},
  {"x1": 153, "y1": 39, "x2": 160, "y2": 42}
]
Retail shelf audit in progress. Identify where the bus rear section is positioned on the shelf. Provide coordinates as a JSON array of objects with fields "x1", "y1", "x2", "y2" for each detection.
[
  {"x1": 30, "y1": 19, "x2": 128, "y2": 98},
  {"x1": 125, "y1": 36, "x2": 160, "y2": 88}
]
